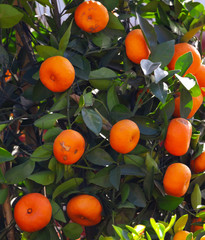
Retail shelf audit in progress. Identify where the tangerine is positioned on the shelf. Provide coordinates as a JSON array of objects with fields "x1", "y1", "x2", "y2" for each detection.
[
  {"x1": 194, "y1": 64, "x2": 205, "y2": 97},
  {"x1": 14, "y1": 193, "x2": 52, "y2": 232},
  {"x1": 173, "y1": 92, "x2": 203, "y2": 119},
  {"x1": 190, "y1": 210, "x2": 205, "y2": 232},
  {"x1": 39, "y1": 56, "x2": 75, "y2": 92},
  {"x1": 163, "y1": 163, "x2": 191, "y2": 197},
  {"x1": 74, "y1": 1, "x2": 109, "y2": 33},
  {"x1": 168, "y1": 43, "x2": 201, "y2": 75},
  {"x1": 53, "y1": 129, "x2": 85, "y2": 165},
  {"x1": 110, "y1": 119, "x2": 140, "y2": 154},
  {"x1": 164, "y1": 118, "x2": 192, "y2": 156},
  {"x1": 190, "y1": 151, "x2": 205, "y2": 173},
  {"x1": 4, "y1": 69, "x2": 12, "y2": 82},
  {"x1": 173, "y1": 230, "x2": 192, "y2": 240},
  {"x1": 66, "y1": 194, "x2": 103, "y2": 226},
  {"x1": 125, "y1": 29, "x2": 151, "y2": 64}
]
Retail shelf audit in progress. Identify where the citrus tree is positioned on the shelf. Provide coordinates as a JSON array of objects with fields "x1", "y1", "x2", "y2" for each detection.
[{"x1": 0, "y1": 0, "x2": 205, "y2": 240}]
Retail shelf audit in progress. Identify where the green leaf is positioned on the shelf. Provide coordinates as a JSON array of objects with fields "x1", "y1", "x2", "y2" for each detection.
[
  {"x1": 34, "y1": 113, "x2": 66, "y2": 129},
  {"x1": 28, "y1": 171, "x2": 55, "y2": 185},
  {"x1": 63, "y1": 222, "x2": 83, "y2": 240},
  {"x1": 174, "y1": 214, "x2": 188, "y2": 233},
  {"x1": 143, "y1": 167, "x2": 154, "y2": 200},
  {"x1": 109, "y1": 166, "x2": 121, "y2": 190},
  {"x1": 150, "y1": 81, "x2": 168, "y2": 104},
  {"x1": 121, "y1": 183, "x2": 130, "y2": 204},
  {"x1": 37, "y1": 0, "x2": 53, "y2": 7},
  {"x1": 149, "y1": 40, "x2": 175, "y2": 68},
  {"x1": 124, "y1": 154, "x2": 144, "y2": 167},
  {"x1": 0, "y1": 45, "x2": 9, "y2": 65},
  {"x1": 51, "y1": 200, "x2": 66, "y2": 223},
  {"x1": 120, "y1": 165, "x2": 145, "y2": 177},
  {"x1": 0, "y1": 169, "x2": 6, "y2": 183},
  {"x1": 59, "y1": 19, "x2": 73, "y2": 53},
  {"x1": 191, "y1": 184, "x2": 202, "y2": 210},
  {"x1": 0, "y1": 4, "x2": 23, "y2": 28},
  {"x1": 150, "y1": 219, "x2": 165, "y2": 240},
  {"x1": 145, "y1": 153, "x2": 160, "y2": 174},
  {"x1": 36, "y1": 45, "x2": 61, "y2": 59},
  {"x1": 43, "y1": 127, "x2": 63, "y2": 142},
  {"x1": 107, "y1": 85, "x2": 119, "y2": 111},
  {"x1": 0, "y1": 124, "x2": 8, "y2": 132},
  {"x1": 32, "y1": 80, "x2": 53, "y2": 101},
  {"x1": 99, "y1": 0, "x2": 119, "y2": 11},
  {"x1": 128, "y1": 183, "x2": 146, "y2": 208},
  {"x1": 81, "y1": 108, "x2": 102, "y2": 135},
  {"x1": 165, "y1": 215, "x2": 176, "y2": 234},
  {"x1": 112, "y1": 225, "x2": 130, "y2": 240},
  {"x1": 132, "y1": 116, "x2": 160, "y2": 137},
  {"x1": 111, "y1": 104, "x2": 132, "y2": 121},
  {"x1": 52, "y1": 178, "x2": 83, "y2": 199},
  {"x1": 107, "y1": 12, "x2": 125, "y2": 30},
  {"x1": 50, "y1": 92, "x2": 68, "y2": 112},
  {"x1": 89, "y1": 67, "x2": 117, "y2": 80},
  {"x1": 88, "y1": 167, "x2": 112, "y2": 188},
  {"x1": 137, "y1": 14, "x2": 157, "y2": 51},
  {"x1": 0, "y1": 147, "x2": 15, "y2": 163},
  {"x1": 30, "y1": 143, "x2": 53, "y2": 162},
  {"x1": 5, "y1": 160, "x2": 35, "y2": 184},
  {"x1": 92, "y1": 32, "x2": 112, "y2": 49},
  {"x1": 86, "y1": 148, "x2": 115, "y2": 166},
  {"x1": 157, "y1": 195, "x2": 184, "y2": 211},
  {"x1": 179, "y1": 88, "x2": 192, "y2": 118},
  {"x1": 175, "y1": 52, "x2": 193, "y2": 76},
  {"x1": 0, "y1": 188, "x2": 8, "y2": 204}
]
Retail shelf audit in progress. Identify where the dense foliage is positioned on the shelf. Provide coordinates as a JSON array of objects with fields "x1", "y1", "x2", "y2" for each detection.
[{"x1": 0, "y1": 0, "x2": 205, "y2": 239}]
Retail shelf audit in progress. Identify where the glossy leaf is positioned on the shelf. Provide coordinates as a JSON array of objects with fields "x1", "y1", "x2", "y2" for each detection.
[
  {"x1": 0, "y1": 147, "x2": 15, "y2": 163},
  {"x1": 52, "y1": 178, "x2": 83, "y2": 199},
  {"x1": 30, "y1": 143, "x2": 53, "y2": 162},
  {"x1": 174, "y1": 214, "x2": 188, "y2": 233},
  {"x1": 150, "y1": 81, "x2": 168, "y2": 104},
  {"x1": 107, "y1": 12, "x2": 125, "y2": 30},
  {"x1": 124, "y1": 154, "x2": 144, "y2": 167},
  {"x1": 81, "y1": 108, "x2": 102, "y2": 135},
  {"x1": 128, "y1": 183, "x2": 146, "y2": 207},
  {"x1": 149, "y1": 40, "x2": 175, "y2": 68},
  {"x1": 140, "y1": 59, "x2": 161, "y2": 75},
  {"x1": 143, "y1": 167, "x2": 154, "y2": 200},
  {"x1": 109, "y1": 166, "x2": 121, "y2": 190},
  {"x1": 137, "y1": 14, "x2": 157, "y2": 51},
  {"x1": 5, "y1": 160, "x2": 35, "y2": 184},
  {"x1": 36, "y1": 45, "x2": 61, "y2": 59},
  {"x1": 107, "y1": 85, "x2": 120, "y2": 112},
  {"x1": 63, "y1": 222, "x2": 83, "y2": 239},
  {"x1": 0, "y1": 4, "x2": 23, "y2": 28},
  {"x1": 191, "y1": 184, "x2": 202, "y2": 210},
  {"x1": 157, "y1": 195, "x2": 184, "y2": 211},
  {"x1": 175, "y1": 52, "x2": 193, "y2": 76},
  {"x1": 121, "y1": 183, "x2": 130, "y2": 204},
  {"x1": 112, "y1": 225, "x2": 129, "y2": 240},
  {"x1": 34, "y1": 113, "x2": 66, "y2": 129},
  {"x1": 28, "y1": 170, "x2": 55, "y2": 185},
  {"x1": 59, "y1": 19, "x2": 73, "y2": 53},
  {"x1": 86, "y1": 148, "x2": 115, "y2": 166},
  {"x1": 88, "y1": 167, "x2": 112, "y2": 188},
  {"x1": 51, "y1": 200, "x2": 66, "y2": 223},
  {"x1": 43, "y1": 127, "x2": 63, "y2": 142}
]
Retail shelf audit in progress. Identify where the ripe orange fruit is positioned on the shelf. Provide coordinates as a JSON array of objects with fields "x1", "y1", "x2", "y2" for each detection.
[
  {"x1": 4, "y1": 69, "x2": 12, "y2": 82},
  {"x1": 200, "y1": 236, "x2": 205, "y2": 240},
  {"x1": 173, "y1": 92, "x2": 203, "y2": 119},
  {"x1": 110, "y1": 119, "x2": 140, "y2": 154},
  {"x1": 190, "y1": 151, "x2": 205, "y2": 173},
  {"x1": 74, "y1": 1, "x2": 109, "y2": 33},
  {"x1": 194, "y1": 64, "x2": 205, "y2": 97},
  {"x1": 168, "y1": 43, "x2": 201, "y2": 75},
  {"x1": 163, "y1": 163, "x2": 191, "y2": 197},
  {"x1": 164, "y1": 118, "x2": 192, "y2": 156},
  {"x1": 14, "y1": 193, "x2": 52, "y2": 232},
  {"x1": 39, "y1": 56, "x2": 75, "y2": 92},
  {"x1": 173, "y1": 230, "x2": 192, "y2": 240},
  {"x1": 53, "y1": 129, "x2": 85, "y2": 165},
  {"x1": 125, "y1": 29, "x2": 151, "y2": 64},
  {"x1": 66, "y1": 194, "x2": 103, "y2": 226}
]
